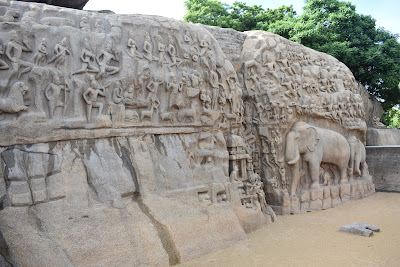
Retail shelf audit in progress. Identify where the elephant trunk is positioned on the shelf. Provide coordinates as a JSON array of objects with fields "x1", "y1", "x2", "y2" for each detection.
[{"x1": 285, "y1": 131, "x2": 300, "y2": 165}]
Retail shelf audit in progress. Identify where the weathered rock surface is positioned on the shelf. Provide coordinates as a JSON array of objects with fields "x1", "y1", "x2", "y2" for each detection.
[
  {"x1": 339, "y1": 222, "x2": 380, "y2": 237},
  {"x1": 366, "y1": 146, "x2": 400, "y2": 192},
  {"x1": 367, "y1": 127, "x2": 400, "y2": 146},
  {"x1": 0, "y1": 1, "x2": 376, "y2": 265}
]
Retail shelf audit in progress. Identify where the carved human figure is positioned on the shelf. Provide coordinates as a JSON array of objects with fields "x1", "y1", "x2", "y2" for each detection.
[
  {"x1": 33, "y1": 38, "x2": 48, "y2": 66},
  {"x1": 252, "y1": 173, "x2": 268, "y2": 214},
  {"x1": 0, "y1": 81, "x2": 29, "y2": 114},
  {"x1": 6, "y1": 30, "x2": 32, "y2": 80},
  {"x1": 190, "y1": 46, "x2": 199, "y2": 63},
  {"x1": 83, "y1": 76, "x2": 106, "y2": 122},
  {"x1": 109, "y1": 80, "x2": 125, "y2": 122},
  {"x1": 146, "y1": 76, "x2": 162, "y2": 105},
  {"x1": 143, "y1": 33, "x2": 153, "y2": 61},
  {"x1": 0, "y1": 39, "x2": 9, "y2": 70},
  {"x1": 20, "y1": 6, "x2": 40, "y2": 52},
  {"x1": 166, "y1": 74, "x2": 183, "y2": 110},
  {"x1": 45, "y1": 73, "x2": 68, "y2": 118},
  {"x1": 168, "y1": 35, "x2": 179, "y2": 69},
  {"x1": 156, "y1": 34, "x2": 168, "y2": 66},
  {"x1": 96, "y1": 42, "x2": 120, "y2": 79},
  {"x1": 138, "y1": 67, "x2": 151, "y2": 98},
  {"x1": 200, "y1": 35, "x2": 215, "y2": 70},
  {"x1": 94, "y1": 19, "x2": 105, "y2": 33},
  {"x1": 49, "y1": 37, "x2": 71, "y2": 69},
  {"x1": 209, "y1": 69, "x2": 219, "y2": 109},
  {"x1": 227, "y1": 76, "x2": 242, "y2": 115},
  {"x1": 126, "y1": 30, "x2": 143, "y2": 59},
  {"x1": 190, "y1": 70, "x2": 202, "y2": 89},
  {"x1": 71, "y1": 38, "x2": 99, "y2": 77},
  {"x1": 80, "y1": 16, "x2": 90, "y2": 32}
]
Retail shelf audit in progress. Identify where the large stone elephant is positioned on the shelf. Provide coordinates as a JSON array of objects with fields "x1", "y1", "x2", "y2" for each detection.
[
  {"x1": 285, "y1": 121, "x2": 350, "y2": 196},
  {"x1": 346, "y1": 135, "x2": 367, "y2": 179}
]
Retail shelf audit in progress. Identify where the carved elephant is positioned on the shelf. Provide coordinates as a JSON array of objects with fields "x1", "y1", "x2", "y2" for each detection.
[
  {"x1": 285, "y1": 121, "x2": 350, "y2": 196},
  {"x1": 346, "y1": 135, "x2": 367, "y2": 179}
]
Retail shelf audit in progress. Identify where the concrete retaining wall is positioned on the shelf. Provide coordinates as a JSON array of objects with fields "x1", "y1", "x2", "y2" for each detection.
[{"x1": 366, "y1": 146, "x2": 400, "y2": 192}]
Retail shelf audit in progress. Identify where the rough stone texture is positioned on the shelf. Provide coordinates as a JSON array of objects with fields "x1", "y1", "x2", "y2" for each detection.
[
  {"x1": 239, "y1": 31, "x2": 373, "y2": 215},
  {"x1": 0, "y1": 135, "x2": 267, "y2": 266},
  {"x1": 339, "y1": 222, "x2": 380, "y2": 237},
  {"x1": 201, "y1": 25, "x2": 247, "y2": 63},
  {"x1": 366, "y1": 127, "x2": 400, "y2": 146},
  {"x1": 0, "y1": 1, "x2": 376, "y2": 265},
  {"x1": 366, "y1": 146, "x2": 400, "y2": 192}
]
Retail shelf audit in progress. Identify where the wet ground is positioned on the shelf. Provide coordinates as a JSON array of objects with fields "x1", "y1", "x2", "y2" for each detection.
[{"x1": 179, "y1": 192, "x2": 400, "y2": 267}]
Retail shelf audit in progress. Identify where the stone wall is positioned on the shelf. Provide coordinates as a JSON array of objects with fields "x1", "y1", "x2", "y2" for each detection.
[
  {"x1": 366, "y1": 146, "x2": 400, "y2": 192},
  {"x1": 0, "y1": 1, "x2": 374, "y2": 265}
]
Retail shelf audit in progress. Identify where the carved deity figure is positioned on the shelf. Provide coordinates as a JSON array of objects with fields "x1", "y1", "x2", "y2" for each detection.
[
  {"x1": 49, "y1": 37, "x2": 71, "y2": 69},
  {"x1": 166, "y1": 74, "x2": 183, "y2": 110},
  {"x1": 83, "y1": 76, "x2": 106, "y2": 122},
  {"x1": 6, "y1": 30, "x2": 32, "y2": 80},
  {"x1": 126, "y1": 30, "x2": 143, "y2": 59},
  {"x1": 71, "y1": 38, "x2": 99, "y2": 77},
  {"x1": 96, "y1": 42, "x2": 120, "y2": 79},
  {"x1": 32, "y1": 38, "x2": 48, "y2": 66},
  {"x1": 45, "y1": 73, "x2": 68, "y2": 118}
]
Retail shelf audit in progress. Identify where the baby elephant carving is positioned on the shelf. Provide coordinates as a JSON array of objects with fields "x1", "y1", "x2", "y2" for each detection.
[
  {"x1": 0, "y1": 82, "x2": 29, "y2": 114},
  {"x1": 285, "y1": 121, "x2": 350, "y2": 196},
  {"x1": 346, "y1": 135, "x2": 368, "y2": 179}
]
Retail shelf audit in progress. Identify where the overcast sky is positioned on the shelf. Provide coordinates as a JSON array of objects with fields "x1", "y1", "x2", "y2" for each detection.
[{"x1": 84, "y1": 0, "x2": 400, "y2": 35}]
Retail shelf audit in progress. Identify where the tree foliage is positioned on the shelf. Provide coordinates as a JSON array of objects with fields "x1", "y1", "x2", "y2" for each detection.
[
  {"x1": 184, "y1": 0, "x2": 400, "y2": 114},
  {"x1": 183, "y1": 0, "x2": 296, "y2": 32}
]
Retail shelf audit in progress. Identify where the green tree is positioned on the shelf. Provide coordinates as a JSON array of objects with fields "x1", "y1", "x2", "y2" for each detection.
[
  {"x1": 184, "y1": 0, "x2": 400, "y2": 118},
  {"x1": 183, "y1": 0, "x2": 296, "y2": 32}
]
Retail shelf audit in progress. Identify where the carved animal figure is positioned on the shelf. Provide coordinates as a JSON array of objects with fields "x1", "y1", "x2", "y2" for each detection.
[
  {"x1": 346, "y1": 135, "x2": 368, "y2": 179},
  {"x1": 0, "y1": 9, "x2": 20, "y2": 22},
  {"x1": 178, "y1": 102, "x2": 197, "y2": 123},
  {"x1": 285, "y1": 121, "x2": 350, "y2": 196},
  {"x1": 160, "y1": 110, "x2": 175, "y2": 123},
  {"x1": 0, "y1": 82, "x2": 28, "y2": 114},
  {"x1": 141, "y1": 102, "x2": 158, "y2": 121}
]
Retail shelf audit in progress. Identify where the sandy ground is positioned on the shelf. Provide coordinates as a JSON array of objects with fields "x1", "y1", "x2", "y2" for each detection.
[{"x1": 179, "y1": 192, "x2": 400, "y2": 267}]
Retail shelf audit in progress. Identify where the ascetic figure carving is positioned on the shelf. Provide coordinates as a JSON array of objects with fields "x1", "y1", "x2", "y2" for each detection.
[{"x1": 285, "y1": 121, "x2": 350, "y2": 196}]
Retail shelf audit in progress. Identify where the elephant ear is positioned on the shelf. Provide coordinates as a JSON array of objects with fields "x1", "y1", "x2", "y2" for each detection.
[{"x1": 306, "y1": 127, "x2": 319, "y2": 152}]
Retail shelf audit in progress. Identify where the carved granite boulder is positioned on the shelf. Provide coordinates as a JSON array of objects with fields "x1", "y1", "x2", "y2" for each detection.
[{"x1": 0, "y1": 1, "x2": 375, "y2": 265}]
